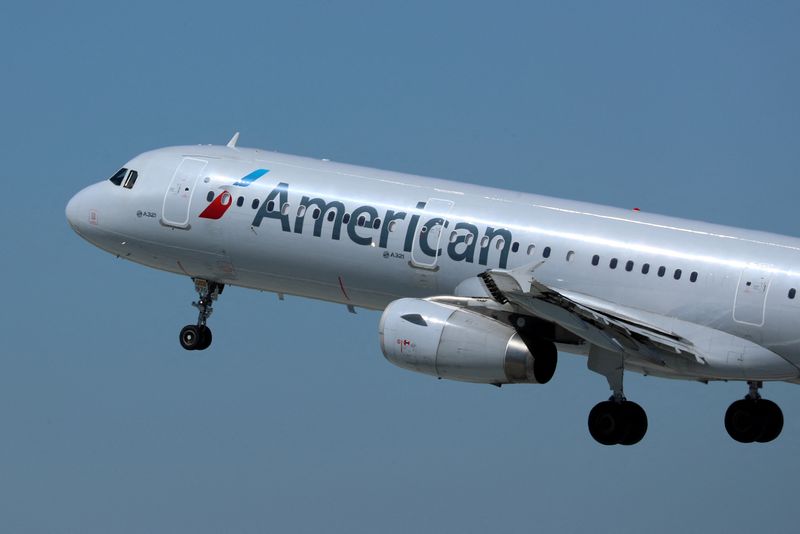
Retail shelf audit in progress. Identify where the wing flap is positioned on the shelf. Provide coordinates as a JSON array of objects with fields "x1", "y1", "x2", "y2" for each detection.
[{"x1": 479, "y1": 269, "x2": 698, "y2": 366}]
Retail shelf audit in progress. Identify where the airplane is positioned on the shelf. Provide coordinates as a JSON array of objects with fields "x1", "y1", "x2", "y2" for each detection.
[{"x1": 66, "y1": 133, "x2": 800, "y2": 446}]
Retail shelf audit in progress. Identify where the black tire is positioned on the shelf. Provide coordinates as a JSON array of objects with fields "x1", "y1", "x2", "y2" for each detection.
[
  {"x1": 588, "y1": 401, "x2": 624, "y2": 446},
  {"x1": 179, "y1": 325, "x2": 202, "y2": 351},
  {"x1": 197, "y1": 326, "x2": 213, "y2": 351},
  {"x1": 619, "y1": 401, "x2": 648, "y2": 446},
  {"x1": 755, "y1": 399, "x2": 783, "y2": 443},
  {"x1": 725, "y1": 398, "x2": 765, "y2": 443}
]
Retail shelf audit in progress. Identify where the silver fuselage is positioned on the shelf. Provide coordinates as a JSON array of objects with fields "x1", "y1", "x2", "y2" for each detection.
[{"x1": 66, "y1": 145, "x2": 800, "y2": 382}]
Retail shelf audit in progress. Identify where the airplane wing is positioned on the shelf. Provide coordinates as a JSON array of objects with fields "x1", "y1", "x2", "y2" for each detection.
[{"x1": 477, "y1": 268, "x2": 702, "y2": 367}]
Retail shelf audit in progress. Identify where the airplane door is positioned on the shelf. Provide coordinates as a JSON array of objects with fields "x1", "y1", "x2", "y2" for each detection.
[
  {"x1": 410, "y1": 198, "x2": 454, "y2": 269},
  {"x1": 733, "y1": 266, "x2": 772, "y2": 326},
  {"x1": 162, "y1": 158, "x2": 208, "y2": 228}
]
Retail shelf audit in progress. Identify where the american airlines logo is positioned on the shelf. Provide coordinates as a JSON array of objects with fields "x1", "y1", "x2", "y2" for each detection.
[
  {"x1": 247, "y1": 182, "x2": 515, "y2": 269},
  {"x1": 199, "y1": 174, "x2": 515, "y2": 268},
  {"x1": 199, "y1": 169, "x2": 269, "y2": 220}
]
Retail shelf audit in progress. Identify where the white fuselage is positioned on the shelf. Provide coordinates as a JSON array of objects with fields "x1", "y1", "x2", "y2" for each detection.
[{"x1": 66, "y1": 145, "x2": 800, "y2": 382}]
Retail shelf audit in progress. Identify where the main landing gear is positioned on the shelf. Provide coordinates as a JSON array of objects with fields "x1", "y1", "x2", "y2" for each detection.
[
  {"x1": 179, "y1": 278, "x2": 224, "y2": 351},
  {"x1": 588, "y1": 397, "x2": 648, "y2": 446},
  {"x1": 724, "y1": 381, "x2": 784, "y2": 444},
  {"x1": 586, "y1": 346, "x2": 648, "y2": 446}
]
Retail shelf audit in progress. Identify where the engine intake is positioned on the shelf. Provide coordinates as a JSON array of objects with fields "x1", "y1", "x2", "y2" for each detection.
[{"x1": 379, "y1": 298, "x2": 556, "y2": 384}]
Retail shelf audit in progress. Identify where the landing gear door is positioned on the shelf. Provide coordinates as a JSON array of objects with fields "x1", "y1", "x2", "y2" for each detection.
[
  {"x1": 410, "y1": 198, "x2": 455, "y2": 269},
  {"x1": 162, "y1": 158, "x2": 208, "y2": 228},
  {"x1": 733, "y1": 265, "x2": 772, "y2": 326}
]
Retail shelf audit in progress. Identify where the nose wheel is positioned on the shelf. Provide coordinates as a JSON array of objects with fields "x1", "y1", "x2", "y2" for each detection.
[
  {"x1": 179, "y1": 324, "x2": 213, "y2": 351},
  {"x1": 179, "y1": 279, "x2": 223, "y2": 351}
]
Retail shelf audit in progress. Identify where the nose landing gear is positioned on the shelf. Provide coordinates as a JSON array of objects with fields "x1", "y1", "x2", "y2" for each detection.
[
  {"x1": 179, "y1": 278, "x2": 223, "y2": 351},
  {"x1": 724, "y1": 381, "x2": 784, "y2": 443}
]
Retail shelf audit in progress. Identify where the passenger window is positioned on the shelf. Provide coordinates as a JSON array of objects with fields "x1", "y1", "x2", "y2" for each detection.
[
  {"x1": 625, "y1": 260, "x2": 634, "y2": 272},
  {"x1": 122, "y1": 170, "x2": 138, "y2": 189},
  {"x1": 266, "y1": 200, "x2": 275, "y2": 212},
  {"x1": 480, "y1": 236, "x2": 489, "y2": 247},
  {"x1": 527, "y1": 244, "x2": 535, "y2": 255},
  {"x1": 542, "y1": 247, "x2": 551, "y2": 258},
  {"x1": 690, "y1": 271, "x2": 698, "y2": 283},
  {"x1": 313, "y1": 208, "x2": 321, "y2": 219},
  {"x1": 281, "y1": 203, "x2": 291, "y2": 215},
  {"x1": 297, "y1": 205, "x2": 307, "y2": 217},
  {"x1": 566, "y1": 251, "x2": 575, "y2": 262},
  {"x1": 674, "y1": 269, "x2": 682, "y2": 280},
  {"x1": 373, "y1": 218, "x2": 381, "y2": 229},
  {"x1": 466, "y1": 234, "x2": 474, "y2": 245},
  {"x1": 206, "y1": 191, "x2": 215, "y2": 202},
  {"x1": 658, "y1": 266, "x2": 666, "y2": 277},
  {"x1": 251, "y1": 199, "x2": 259, "y2": 209},
  {"x1": 109, "y1": 168, "x2": 127, "y2": 186},
  {"x1": 357, "y1": 215, "x2": 366, "y2": 226},
  {"x1": 328, "y1": 211, "x2": 336, "y2": 222},
  {"x1": 237, "y1": 196, "x2": 244, "y2": 207},
  {"x1": 789, "y1": 288, "x2": 797, "y2": 299},
  {"x1": 388, "y1": 220, "x2": 397, "y2": 232},
  {"x1": 591, "y1": 255, "x2": 600, "y2": 266},
  {"x1": 609, "y1": 258, "x2": 618, "y2": 269},
  {"x1": 343, "y1": 213, "x2": 351, "y2": 224},
  {"x1": 512, "y1": 242, "x2": 520, "y2": 253},
  {"x1": 495, "y1": 239, "x2": 505, "y2": 250},
  {"x1": 641, "y1": 263, "x2": 650, "y2": 274}
]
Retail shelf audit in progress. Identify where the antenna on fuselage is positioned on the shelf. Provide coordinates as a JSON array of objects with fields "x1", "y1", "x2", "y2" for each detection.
[{"x1": 226, "y1": 132, "x2": 240, "y2": 148}]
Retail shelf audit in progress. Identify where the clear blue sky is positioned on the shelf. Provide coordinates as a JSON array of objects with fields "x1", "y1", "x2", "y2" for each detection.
[{"x1": 2, "y1": 1, "x2": 799, "y2": 532}]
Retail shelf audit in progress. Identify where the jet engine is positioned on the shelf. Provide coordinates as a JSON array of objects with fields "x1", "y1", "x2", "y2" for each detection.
[{"x1": 379, "y1": 298, "x2": 557, "y2": 384}]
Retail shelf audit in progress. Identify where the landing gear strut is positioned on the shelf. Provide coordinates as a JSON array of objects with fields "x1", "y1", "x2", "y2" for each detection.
[
  {"x1": 586, "y1": 346, "x2": 648, "y2": 446},
  {"x1": 179, "y1": 278, "x2": 223, "y2": 351},
  {"x1": 724, "y1": 381, "x2": 784, "y2": 443}
]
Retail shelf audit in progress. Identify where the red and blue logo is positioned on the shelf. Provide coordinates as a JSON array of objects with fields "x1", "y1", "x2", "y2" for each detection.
[{"x1": 199, "y1": 169, "x2": 269, "y2": 220}]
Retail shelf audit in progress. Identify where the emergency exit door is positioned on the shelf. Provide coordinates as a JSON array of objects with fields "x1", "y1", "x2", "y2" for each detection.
[{"x1": 733, "y1": 266, "x2": 772, "y2": 326}]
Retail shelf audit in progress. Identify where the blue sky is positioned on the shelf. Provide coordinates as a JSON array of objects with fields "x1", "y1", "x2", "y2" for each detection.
[{"x1": 2, "y1": 1, "x2": 800, "y2": 532}]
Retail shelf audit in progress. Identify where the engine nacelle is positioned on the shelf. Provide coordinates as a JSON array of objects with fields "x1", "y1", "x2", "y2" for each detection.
[{"x1": 379, "y1": 298, "x2": 556, "y2": 384}]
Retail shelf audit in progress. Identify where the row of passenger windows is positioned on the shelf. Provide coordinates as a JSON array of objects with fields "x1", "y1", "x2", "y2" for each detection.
[
  {"x1": 203, "y1": 191, "x2": 699, "y2": 283},
  {"x1": 591, "y1": 254, "x2": 698, "y2": 282}
]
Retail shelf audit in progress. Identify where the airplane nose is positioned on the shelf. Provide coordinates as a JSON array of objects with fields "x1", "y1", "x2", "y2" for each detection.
[
  {"x1": 66, "y1": 186, "x2": 96, "y2": 234},
  {"x1": 65, "y1": 191, "x2": 82, "y2": 230}
]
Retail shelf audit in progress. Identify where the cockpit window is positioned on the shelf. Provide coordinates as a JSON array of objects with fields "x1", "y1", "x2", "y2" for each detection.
[
  {"x1": 123, "y1": 170, "x2": 138, "y2": 189},
  {"x1": 109, "y1": 168, "x2": 128, "y2": 186}
]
